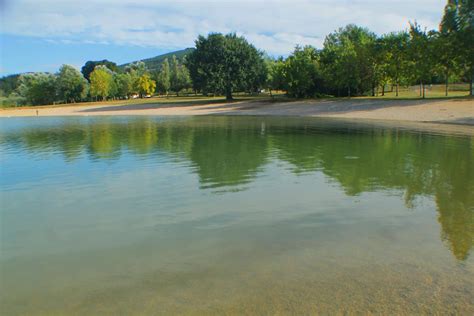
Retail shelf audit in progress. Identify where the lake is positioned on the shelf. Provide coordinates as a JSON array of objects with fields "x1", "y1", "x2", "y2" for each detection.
[{"x1": 1, "y1": 116, "x2": 473, "y2": 314}]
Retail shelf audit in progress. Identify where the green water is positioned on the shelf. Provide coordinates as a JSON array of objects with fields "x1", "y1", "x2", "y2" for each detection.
[{"x1": 0, "y1": 116, "x2": 473, "y2": 315}]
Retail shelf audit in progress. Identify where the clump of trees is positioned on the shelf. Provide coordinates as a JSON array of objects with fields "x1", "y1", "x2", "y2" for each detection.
[
  {"x1": 1, "y1": 1, "x2": 472, "y2": 106},
  {"x1": 153, "y1": 55, "x2": 191, "y2": 96},
  {"x1": 17, "y1": 73, "x2": 57, "y2": 105},
  {"x1": 265, "y1": 0, "x2": 473, "y2": 99},
  {"x1": 5, "y1": 61, "x2": 157, "y2": 105}
]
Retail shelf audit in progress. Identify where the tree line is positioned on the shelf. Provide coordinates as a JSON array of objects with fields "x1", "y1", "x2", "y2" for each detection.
[
  {"x1": 264, "y1": 0, "x2": 472, "y2": 98},
  {"x1": 1, "y1": 0, "x2": 472, "y2": 105},
  {"x1": 1, "y1": 56, "x2": 193, "y2": 106}
]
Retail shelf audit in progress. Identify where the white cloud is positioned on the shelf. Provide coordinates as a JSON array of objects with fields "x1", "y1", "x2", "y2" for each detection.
[{"x1": 1, "y1": 0, "x2": 446, "y2": 55}]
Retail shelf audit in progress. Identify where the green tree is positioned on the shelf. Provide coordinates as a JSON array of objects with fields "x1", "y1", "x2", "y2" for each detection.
[
  {"x1": 407, "y1": 22, "x2": 436, "y2": 98},
  {"x1": 437, "y1": 1, "x2": 461, "y2": 96},
  {"x1": 170, "y1": 55, "x2": 191, "y2": 95},
  {"x1": 90, "y1": 66, "x2": 113, "y2": 101},
  {"x1": 458, "y1": 0, "x2": 474, "y2": 95},
  {"x1": 125, "y1": 61, "x2": 149, "y2": 96},
  {"x1": 155, "y1": 58, "x2": 171, "y2": 95},
  {"x1": 369, "y1": 38, "x2": 391, "y2": 96},
  {"x1": 125, "y1": 61, "x2": 148, "y2": 77},
  {"x1": 0, "y1": 74, "x2": 21, "y2": 96},
  {"x1": 382, "y1": 31, "x2": 409, "y2": 96},
  {"x1": 114, "y1": 73, "x2": 133, "y2": 99},
  {"x1": 283, "y1": 46, "x2": 322, "y2": 98},
  {"x1": 17, "y1": 73, "x2": 57, "y2": 105},
  {"x1": 56, "y1": 65, "x2": 88, "y2": 103},
  {"x1": 81, "y1": 60, "x2": 118, "y2": 82},
  {"x1": 186, "y1": 33, "x2": 266, "y2": 100},
  {"x1": 320, "y1": 25, "x2": 376, "y2": 97},
  {"x1": 266, "y1": 57, "x2": 287, "y2": 96}
]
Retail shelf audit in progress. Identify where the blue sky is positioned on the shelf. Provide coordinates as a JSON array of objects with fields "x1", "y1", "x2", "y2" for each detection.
[{"x1": 0, "y1": 0, "x2": 446, "y2": 76}]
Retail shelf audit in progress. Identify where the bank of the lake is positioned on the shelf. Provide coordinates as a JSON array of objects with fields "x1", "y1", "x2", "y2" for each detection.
[{"x1": 1, "y1": 97, "x2": 473, "y2": 127}]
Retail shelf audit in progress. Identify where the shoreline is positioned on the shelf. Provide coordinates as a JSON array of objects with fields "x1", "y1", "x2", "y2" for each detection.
[{"x1": 1, "y1": 97, "x2": 473, "y2": 131}]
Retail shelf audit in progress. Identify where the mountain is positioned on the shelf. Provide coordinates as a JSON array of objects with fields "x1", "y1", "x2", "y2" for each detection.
[{"x1": 119, "y1": 48, "x2": 195, "y2": 71}]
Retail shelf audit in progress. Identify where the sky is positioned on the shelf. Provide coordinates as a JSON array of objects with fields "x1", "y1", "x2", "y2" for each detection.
[{"x1": 0, "y1": 0, "x2": 446, "y2": 76}]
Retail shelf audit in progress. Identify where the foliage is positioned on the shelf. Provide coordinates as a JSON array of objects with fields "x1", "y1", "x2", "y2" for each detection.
[
  {"x1": 380, "y1": 32, "x2": 410, "y2": 96},
  {"x1": 406, "y1": 23, "x2": 437, "y2": 98},
  {"x1": 17, "y1": 73, "x2": 57, "y2": 105},
  {"x1": 170, "y1": 55, "x2": 191, "y2": 95},
  {"x1": 136, "y1": 73, "x2": 156, "y2": 97},
  {"x1": 81, "y1": 60, "x2": 118, "y2": 82},
  {"x1": 0, "y1": 74, "x2": 21, "y2": 96},
  {"x1": 154, "y1": 58, "x2": 171, "y2": 95},
  {"x1": 114, "y1": 73, "x2": 134, "y2": 98},
  {"x1": 56, "y1": 65, "x2": 88, "y2": 103},
  {"x1": 320, "y1": 24, "x2": 377, "y2": 96},
  {"x1": 266, "y1": 58, "x2": 287, "y2": 94},
  {"x1": 186, "y1": 33, "x2": 266, "y2": 100},
  {"x1": 89, "y1": 66, "x2": 113, "y2": 100},
  {"x1": 283, "y1": 46, "x2": 321, "y2": 98}
]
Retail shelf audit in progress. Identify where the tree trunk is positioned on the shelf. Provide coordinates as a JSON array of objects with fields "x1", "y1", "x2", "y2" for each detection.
[
  {"x1": 419, "y1": 81, "x2": 422, "y2": 97},
  {"x1": 471, "y1": 68, "x2": 474, "y2": 96},
  {"x1": 422, "y1": 81, "x2": 425, "y2": 99},
  {"x1": 396, "y1": 81, "x2": 399, "y2": 97},
  {"x1": 348, "y1": 86, "x2": 351, "y2": 98},
  {"x1": 381, "y1": 84, "x2": 385, "y2": 96},
  {"x1": 226, "y1": 88, "x2": 233, "y2": 101},
  {"x1": 445, "y1": 69, "x2": 449, "y2": 97}
]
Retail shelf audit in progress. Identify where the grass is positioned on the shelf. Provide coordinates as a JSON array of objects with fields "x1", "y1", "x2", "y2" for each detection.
[{"x1": 363, "y1": 84, "x2": 471, "y2": 100}]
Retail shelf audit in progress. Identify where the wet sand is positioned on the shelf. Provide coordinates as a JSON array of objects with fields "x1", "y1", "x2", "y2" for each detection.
[{"x1": 1, "y1": 98, "x2": 473, "y2": 126}]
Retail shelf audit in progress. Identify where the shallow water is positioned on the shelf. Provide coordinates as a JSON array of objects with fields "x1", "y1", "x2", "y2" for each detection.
[{"x1": 1, "y1": 116, "x2": 473, "y2": 315}]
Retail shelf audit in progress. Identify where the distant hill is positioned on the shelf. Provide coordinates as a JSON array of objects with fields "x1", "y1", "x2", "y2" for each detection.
[{"x1": 119, "y1": 48, "x2": 195, "y2": 71}]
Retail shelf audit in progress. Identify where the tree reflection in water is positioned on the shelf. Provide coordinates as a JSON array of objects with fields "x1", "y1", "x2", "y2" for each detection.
[{"x1": 2, "y1": 116, "x2": 472, "y2": 260}]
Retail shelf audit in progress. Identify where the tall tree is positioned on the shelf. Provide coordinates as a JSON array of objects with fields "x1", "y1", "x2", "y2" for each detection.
[
  {"x1": 56, "y1": 65, "x2": 89, "y2": 103},
  {"x1": 125, "y1": 61, "x2": 149, "y2": 95},
  {"x1": 155, "y1": 58, "x2": 171, "y2": 96},
  {"x1": 382, "y1": 32, "x2": 409, "y2": 97},
  {"x1": 186, "y1": 33, "x2": 266, "y2": 100},
  {"x1": 170, "y1": 55, "x2": 191, "y2": 95},
  {"x1": 458, "y1": 0, "x2": 474, "y2": 95},
  {"x1": 320, "y1": 25, "x2": 376, "y2": 97},
  {"x1": 283, "y1": 46, "x2": 322, "y2": 98},
  {"x1": 89, "y1": 66, "x2": 113, "y2": 101},
  {"x1": 407, "y1": 22, "x2": 436, "y2": 98},
  {"x1": 438, "y1": 1, "x2": 461, "y2": 96},
  {"x1": 266, "y1": 57, "x2": 287, "y2": 96},
  {"x1": 114, "y1": 73, "x2": 133, "y2": 99},
  {"x1": 136, "y1": 73, "x2": 156, "y2": 97}
]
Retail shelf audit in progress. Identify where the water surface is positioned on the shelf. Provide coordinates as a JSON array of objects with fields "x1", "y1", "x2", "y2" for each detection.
[{"x1": 1, "y1": 116, "x2": 473, "y2": 314}]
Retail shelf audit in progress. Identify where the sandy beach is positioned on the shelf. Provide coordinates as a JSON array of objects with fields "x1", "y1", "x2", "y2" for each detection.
[{"x1": 2, "y1": 97, "x2": 473, "y2": 126}]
